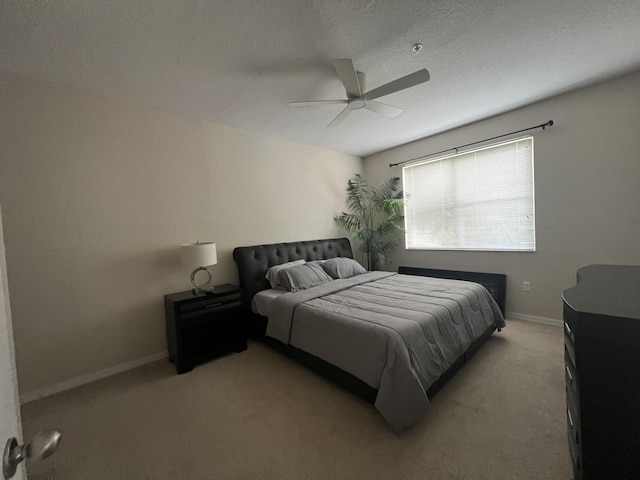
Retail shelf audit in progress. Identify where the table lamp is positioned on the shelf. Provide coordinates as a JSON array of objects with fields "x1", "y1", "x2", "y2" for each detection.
[{"x1": 180, "y1": 241, "x2": 218, "y2": 293}]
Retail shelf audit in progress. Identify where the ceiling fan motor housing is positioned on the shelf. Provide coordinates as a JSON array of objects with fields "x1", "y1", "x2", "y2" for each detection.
[{"x1": 348, "y1": 98, "x2": 367, "y2": 109}]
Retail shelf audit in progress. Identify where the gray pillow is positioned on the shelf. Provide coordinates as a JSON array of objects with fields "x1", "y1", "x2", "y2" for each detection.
[
  {"x1": 276, "y1": 263, "x2": 333, "y2": 292},
  {"x1": 265, "y1": 259, "x2": 305, "y2": 289},
  {"x1": 321, "y1": 257, "x2": 367, "y2": 279}
]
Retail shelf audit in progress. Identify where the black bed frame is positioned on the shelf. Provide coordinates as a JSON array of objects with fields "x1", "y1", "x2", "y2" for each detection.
[
  {"x1": 233, "y1": 238, "x2": 506, "y2": 405},
  {"x1": 398, "y1": 266, "x2": 507, "y2": 317}
]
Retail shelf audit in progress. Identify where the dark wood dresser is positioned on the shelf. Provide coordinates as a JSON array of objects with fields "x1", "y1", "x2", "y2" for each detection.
[{"x1": 562, "y1": 264, "x2": 640, "y2": 479}]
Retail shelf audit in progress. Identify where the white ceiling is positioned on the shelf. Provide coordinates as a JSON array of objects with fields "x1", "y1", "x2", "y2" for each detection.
[{"x1": 2, "y1": 1, "x2": 640, "y2": 157}]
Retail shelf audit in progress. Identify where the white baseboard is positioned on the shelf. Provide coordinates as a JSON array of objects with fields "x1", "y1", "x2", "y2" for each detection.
[
  {"x1": 506, "y1": 311, "x2": 563, "y2": 327},
  {"x1": 20, "y1": 312, "x2": 561, "y2": 403},
  {"x1": 20, "y1": 351, "x2": 168, "y2": 404}
]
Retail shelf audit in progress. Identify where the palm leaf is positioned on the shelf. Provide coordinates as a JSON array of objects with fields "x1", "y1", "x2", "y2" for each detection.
[
  {"x1": 372, "y1": 176, "x2": 401, "y2": 204},
  {"x1": 334, "y1": 174, "x2": 405, "y2": 271},
  {"x1": 345, "y1": 174, "x2": 369, "y2": 214},
  {"x1": 334, "y1": 212, "x2": 362, "y2": 232}
]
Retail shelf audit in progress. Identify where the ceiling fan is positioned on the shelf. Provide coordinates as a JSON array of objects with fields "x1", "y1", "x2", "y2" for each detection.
[{"x1": 289, "y1": 59, "x2": 430, "y2": 127}]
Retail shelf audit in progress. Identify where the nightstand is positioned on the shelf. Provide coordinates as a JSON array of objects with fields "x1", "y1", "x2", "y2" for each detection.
[{"x1": 164, "y1": 284, "x2": 246, "y2": 374}]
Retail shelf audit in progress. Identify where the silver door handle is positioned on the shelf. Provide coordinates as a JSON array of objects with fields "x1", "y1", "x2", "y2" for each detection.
[{"x1": 3, "y1": 430, "x2": 62, "y2": 479}]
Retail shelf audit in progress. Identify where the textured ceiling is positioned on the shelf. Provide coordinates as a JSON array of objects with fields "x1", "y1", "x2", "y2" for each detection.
[{"x1": 2, "y1": 0, "x2": 640, "y2": 156}]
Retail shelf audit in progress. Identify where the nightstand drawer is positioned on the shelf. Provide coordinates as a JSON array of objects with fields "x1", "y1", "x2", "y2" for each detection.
[
  {"x1": 181, "y1": 300, "x2": 242, "y2": 325},
  {"x1": 178, "y1": 293, "x2": 241, "y2": 314}
]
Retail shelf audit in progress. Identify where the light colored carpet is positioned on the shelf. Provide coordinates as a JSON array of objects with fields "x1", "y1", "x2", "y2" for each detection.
[{"x1": 21, "y1": 319, "x2": 572, "y2": 479}]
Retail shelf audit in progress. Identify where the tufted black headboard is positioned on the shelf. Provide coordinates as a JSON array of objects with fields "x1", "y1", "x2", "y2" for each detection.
[{"x1": 233, "y1": 237, "x2": 353, "y2": 311}]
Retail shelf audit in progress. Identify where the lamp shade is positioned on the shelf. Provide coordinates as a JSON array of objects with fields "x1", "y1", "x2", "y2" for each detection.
[{"x1": 180, "y1": 242, "x2": 218, "y2": 269}]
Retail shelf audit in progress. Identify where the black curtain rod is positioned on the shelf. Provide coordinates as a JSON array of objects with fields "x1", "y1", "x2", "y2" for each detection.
[{"x1": 388, "y1": 120, "x2": 554, "y2": 168}]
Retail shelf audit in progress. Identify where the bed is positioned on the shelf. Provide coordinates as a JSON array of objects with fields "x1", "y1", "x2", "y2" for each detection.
[{"x1": 233, "y1": 237, "x2": 506, "y2": 432}]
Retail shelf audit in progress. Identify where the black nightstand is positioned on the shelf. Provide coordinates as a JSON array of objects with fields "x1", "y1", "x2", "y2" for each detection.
[{"x1": 164, "y1": 284, "x2": 246, "y2": 374}]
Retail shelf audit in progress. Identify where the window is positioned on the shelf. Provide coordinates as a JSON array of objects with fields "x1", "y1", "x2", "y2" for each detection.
[{"x1": 403, "y1": 136, "x2": 535, "y2": 251}]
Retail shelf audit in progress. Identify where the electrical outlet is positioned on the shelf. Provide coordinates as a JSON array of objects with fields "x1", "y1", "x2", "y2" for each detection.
[{"x1": 523, "y1": 281, "x2": 531, "y2": 292}]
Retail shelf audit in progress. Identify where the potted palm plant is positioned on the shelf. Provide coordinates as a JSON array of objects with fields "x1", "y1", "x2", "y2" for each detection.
[{"x1": 334, "y1": 174, "x2": 405, "y2": 271}]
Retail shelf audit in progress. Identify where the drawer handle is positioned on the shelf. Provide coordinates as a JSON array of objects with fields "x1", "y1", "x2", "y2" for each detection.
[
  {"x1": 564, "y1": 322, "x2": 572, "y2": 337},
  {"x1": 567, "y1": 409, "x2": 574, "y2": 428},
  {"x1": 565, "y1": 365, "x2": 573, "y2": 383},
  {"x1": 205, "y1": 303, "x2": 223, "y2": 309}
]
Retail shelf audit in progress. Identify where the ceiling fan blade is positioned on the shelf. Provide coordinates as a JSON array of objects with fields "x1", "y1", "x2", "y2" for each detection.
[
  {"x1": 328, "y1": 107, "x2": 351, "y2": 128},
  {"x1": 332, "y1": 59, "x2": 362, "y2": 98},
  {"x1": 364, "y1": 69, "x2": 430, "y2": 101},
  {"x1": 289, "y1": 100, "x2": 348, "y2": 107},
  {"x1": 364, "y1": 101, "x2": 403, "y2": 118}
]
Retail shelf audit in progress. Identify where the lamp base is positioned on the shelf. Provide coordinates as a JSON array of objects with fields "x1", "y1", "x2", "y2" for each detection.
[{"x1": 190, "y1": 267, "x2": 215, "y2": 294}]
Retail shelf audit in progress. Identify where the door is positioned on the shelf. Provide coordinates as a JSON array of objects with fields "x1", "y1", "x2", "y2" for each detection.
[{"x1": 0, "y1": 208, "x2": 26, "y2": 479}]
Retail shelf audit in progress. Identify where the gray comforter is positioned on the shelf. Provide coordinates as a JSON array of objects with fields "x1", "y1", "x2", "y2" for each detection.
[{"x1": 266, "y1": 272, "x2": 506, "y2": 432}]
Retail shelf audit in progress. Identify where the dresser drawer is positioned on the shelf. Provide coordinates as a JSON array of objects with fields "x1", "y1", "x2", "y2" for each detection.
[
  {"x1": 567, "y1": 415, "x2": 580, "y2": 479},
  {"x1": 566, "y1": 389, "x2": 580, "y2": 448},
  {"x1": 567, "y1": 427, "x2": 582, "y2": 480},
  {"x1": 564, "y1": 341, "x2": 576, "y2": 372},
  {"x1": 564, "y1": 321, "x2": 576, "y2": 369},
  {"x1": 564, "y1": 351, "x2": 578, "y2": 398},
  {"x1": 564, "y1": 320, "x2": 575, "y2": 344}
]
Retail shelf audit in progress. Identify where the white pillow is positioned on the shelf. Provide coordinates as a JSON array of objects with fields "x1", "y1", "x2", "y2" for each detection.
[{"x1": 265, "y1": 259, "x2": 305, "y2": 289}]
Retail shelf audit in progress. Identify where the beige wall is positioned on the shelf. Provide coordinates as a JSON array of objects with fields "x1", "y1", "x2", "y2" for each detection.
[
  {"x1": 364, "y1": 70, "x2": 640, "y2": 320},
  {"x1": 0, "y1": 72, "x2": 361, "y2": 394}
]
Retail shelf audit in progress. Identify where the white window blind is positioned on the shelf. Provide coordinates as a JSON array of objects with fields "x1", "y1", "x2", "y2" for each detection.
[{"x1": 403, "y1": 136, "x2": 535, "y2": 251}]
